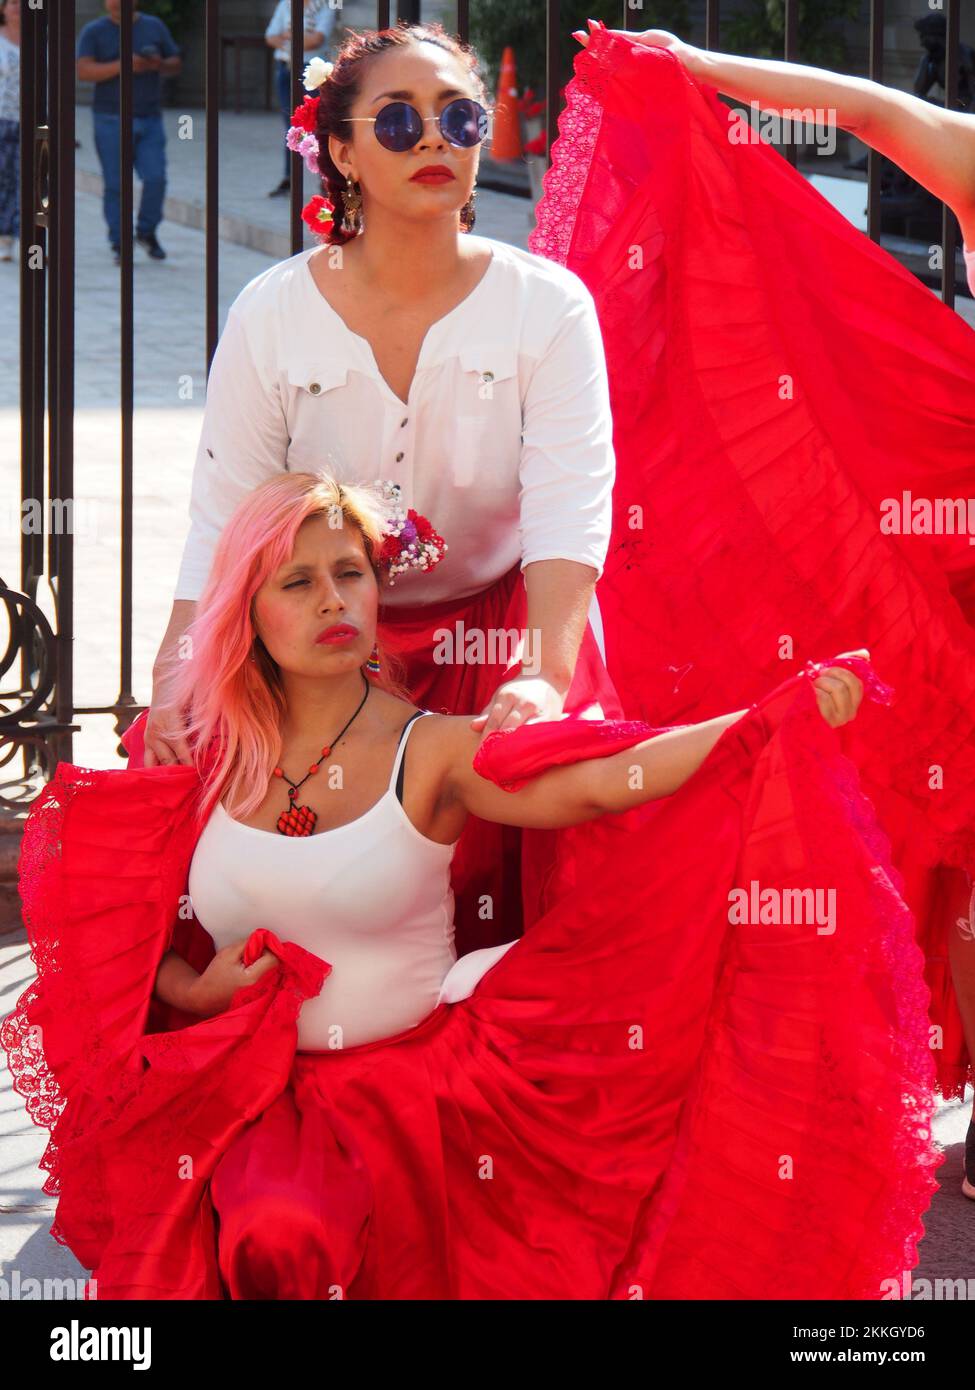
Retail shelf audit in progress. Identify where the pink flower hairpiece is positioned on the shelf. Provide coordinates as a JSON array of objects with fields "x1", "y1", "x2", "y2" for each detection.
[
  {"x1": 286, "y1": 91, "x2": 322, "y2": 176},
  {"x1": 284, "y1": 58, "x2": 333, "y2": 176},
  {"x1": 373, "y1": 481, "x2": 448, "y2": 586}
]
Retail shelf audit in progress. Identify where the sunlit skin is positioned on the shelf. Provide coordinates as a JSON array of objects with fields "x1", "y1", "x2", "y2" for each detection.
[
  {"x1": 154, "y1": 510, "x2": 869, "y2": 1018},
  {"x1": 326, "y1": 43, "x2": 482, "y2": 265},
  {"x1": 316, "y1": 42, "x2": 586, "y2": 742},
  {"x1": 251, "y1": 514, "x2": 382, "y2": 751}
]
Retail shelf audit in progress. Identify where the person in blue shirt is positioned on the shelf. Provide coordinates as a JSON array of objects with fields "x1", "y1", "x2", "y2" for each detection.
[{"x1": 77, "y1": 0, "x2": 181, "y2": 263}]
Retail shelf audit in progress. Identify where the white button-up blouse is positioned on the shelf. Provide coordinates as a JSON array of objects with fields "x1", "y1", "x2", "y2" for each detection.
[{"x1": 174, "y1": 234, "x2": 617, "y2": 611}]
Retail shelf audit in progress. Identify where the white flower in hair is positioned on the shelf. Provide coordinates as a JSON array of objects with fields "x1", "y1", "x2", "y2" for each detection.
[{"x1": 303, "y1": 57, "x2": 334, "y2": 92}]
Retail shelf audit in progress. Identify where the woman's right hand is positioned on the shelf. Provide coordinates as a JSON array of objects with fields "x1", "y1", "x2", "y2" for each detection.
[
  {"x1": 185, "y1": 941, "x2": 280, "y2": 1019},
  {"x1": 143, "y1": 697, "x2": 194, "y2": 767}
]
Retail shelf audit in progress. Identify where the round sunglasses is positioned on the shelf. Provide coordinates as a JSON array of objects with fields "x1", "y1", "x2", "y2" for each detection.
[{"x1": 345, "y1": 97, "x2": 492, "y2": 152}]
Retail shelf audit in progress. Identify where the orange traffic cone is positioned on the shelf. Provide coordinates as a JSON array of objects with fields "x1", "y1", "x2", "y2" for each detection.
[{"x1": 491, "y1": 45, "x2": 523, "y2": 161}]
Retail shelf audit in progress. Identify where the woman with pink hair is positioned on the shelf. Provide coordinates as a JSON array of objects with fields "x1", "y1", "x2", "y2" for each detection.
[{"x1": 1, "y1": 470, "x2": 941, "y2": 1299}]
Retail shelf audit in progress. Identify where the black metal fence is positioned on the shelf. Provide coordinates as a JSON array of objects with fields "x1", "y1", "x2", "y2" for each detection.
[{"x1": 2, "y1": 0, "x2": 967, "y2": 796}]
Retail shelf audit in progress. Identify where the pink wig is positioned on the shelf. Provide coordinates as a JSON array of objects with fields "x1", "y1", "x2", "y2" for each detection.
[{"x1": 156, "y1": 471, "x2": 411, "y2": 825}]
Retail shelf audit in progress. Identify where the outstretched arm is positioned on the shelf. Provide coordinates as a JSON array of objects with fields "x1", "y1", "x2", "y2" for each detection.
[
  {"x1": 444, "y1": 705, "x2": 751, "y2": 831},
  {"x1": 692, "y1": 45, "x2": 975, "y2": 243},
  {"x1": 442, "y1": 659, "x2": 865, "y2": 832},
  {"x1": 574, "y1": 27, "x2": 975, "y2": 244}
]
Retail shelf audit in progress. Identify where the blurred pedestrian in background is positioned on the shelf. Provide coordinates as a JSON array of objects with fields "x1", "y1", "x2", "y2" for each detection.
[
  {"x1": 0, "y1": 0, "x2": 21, "y2": 263},
  {"x1": 76, "y1": 0, "x2": 182, "y2": 264},
  {"x1": 266, "y1": 0, "x2": 338, "y2": 197}
]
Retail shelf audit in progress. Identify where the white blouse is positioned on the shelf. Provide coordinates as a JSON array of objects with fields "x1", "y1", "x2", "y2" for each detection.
[{"x1": 173, "y1": 234, "x2": 617, "y2": 610}]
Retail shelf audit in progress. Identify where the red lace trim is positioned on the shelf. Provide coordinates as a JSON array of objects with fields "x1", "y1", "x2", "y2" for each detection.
[
  {"x1": 1, "y1": 771, "x2": 90, "y2": 1245},
  {"x1": 528, "y1": 75, "x2": 602, "y2": 264},
  {"x1": 785, "y1": 696, "x2": 942, "y2": 1292}
]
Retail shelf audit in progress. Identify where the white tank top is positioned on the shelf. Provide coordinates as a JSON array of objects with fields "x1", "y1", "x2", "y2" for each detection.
[{"x1": 187, "y1": 711, "x2": 515, "y2": 1050}]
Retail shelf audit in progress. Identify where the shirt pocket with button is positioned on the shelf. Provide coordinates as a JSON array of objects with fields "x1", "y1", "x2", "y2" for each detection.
[
  {"x1": 450, "y1": 346, "x2": 520, "y2": 489},
  {"x1": 283, "y1": 357, "x2": 351, "y2": 473}
]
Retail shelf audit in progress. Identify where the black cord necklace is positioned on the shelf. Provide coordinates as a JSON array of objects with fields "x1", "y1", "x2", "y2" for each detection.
[{"x1": 273, "y1": 672, "x2": 371, "y2": 836}]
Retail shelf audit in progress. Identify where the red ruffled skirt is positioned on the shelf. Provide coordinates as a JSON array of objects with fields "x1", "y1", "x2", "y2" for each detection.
[
  {"x1": 529, "y1": 23, "x2": 975, "y2": 1099},
  {"x1": 1, "y1": 654, "x2": 942, "y2": 1299}
]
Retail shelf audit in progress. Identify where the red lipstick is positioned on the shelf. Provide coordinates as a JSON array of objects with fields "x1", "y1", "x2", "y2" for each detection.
[
  {"x1": 410, "y1": 164, "x2": 455, "y2": 184},
  {"x1": 316, "y1": 623, "x2": 359, "y2": 645}
]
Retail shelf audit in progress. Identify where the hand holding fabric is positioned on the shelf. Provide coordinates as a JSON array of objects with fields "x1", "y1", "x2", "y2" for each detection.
[
  {"x1": 808, "y1": 647, "x2": 869, "y2": 727},
  {"x1": 571, "y1": 20, "x2": 704, "y2": 73},
  {"x1": 469, "y1": 672, "x2": 566, "y2": 740},
  {"x1": 185, "y1": 940, "x2": 281, "y2": 1018}
]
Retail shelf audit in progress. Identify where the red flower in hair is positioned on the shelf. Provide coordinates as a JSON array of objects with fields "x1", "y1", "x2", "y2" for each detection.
[
  {"x1": 301, "y1": 196, "x2": 335, "y2": 235},
  {"x1": 377, "y1": 535, "x2": 401, "y2": 564},
  {"x1": 291, "y1": 95, "x2": 320, "y2": 133}
]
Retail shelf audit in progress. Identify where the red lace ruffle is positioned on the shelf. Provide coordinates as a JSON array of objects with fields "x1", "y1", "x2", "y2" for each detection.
[{"x1": 0, "y1": 761, "x2": 327, "y2": 1281}]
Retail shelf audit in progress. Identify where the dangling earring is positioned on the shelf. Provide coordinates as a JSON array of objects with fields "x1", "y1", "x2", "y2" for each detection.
[
  {"x1": 460, "y1": 187, "x2": 477, "y2": 233},
  {"x1": 364, "y1": 641, "x2": 381, "y2": 676},
  {"x1": 341, "y1": 176, "x2": 363, "y2": 234}
]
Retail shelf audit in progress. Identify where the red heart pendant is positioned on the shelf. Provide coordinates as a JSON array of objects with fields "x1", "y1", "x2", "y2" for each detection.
[{"x1": 276, "y1": 802, "x2": 318, "y2": 836}]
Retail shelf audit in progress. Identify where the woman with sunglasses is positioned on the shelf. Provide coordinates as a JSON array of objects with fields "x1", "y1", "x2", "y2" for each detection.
[{"x1": 131, "y1": 20, "x2": 621, "y2": 964}]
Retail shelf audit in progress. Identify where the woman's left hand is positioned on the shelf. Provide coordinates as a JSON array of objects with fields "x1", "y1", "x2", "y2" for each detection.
[
  {"x1": 470, "y1": 675, "x2": 567, "y2": 740},
  {"x1": 571, "y1": 22, "x2": 705, "y2": 74},
  {"x1": 810, "y1": 649, "x2": 869, "y2": 728}
]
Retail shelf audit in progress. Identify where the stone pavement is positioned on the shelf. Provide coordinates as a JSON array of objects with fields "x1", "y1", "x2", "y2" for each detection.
[{"x1": 0, "y1": 105, "x2": 974, "y2": 1296}]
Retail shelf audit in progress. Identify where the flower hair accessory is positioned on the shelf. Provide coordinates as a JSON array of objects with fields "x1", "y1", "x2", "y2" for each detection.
[
  {"x1": 301, "y1": 194, "x2": 335, "y2": 235},
  {"x1": 373, "y1": 481, "x2": 448, "y2": 586},
  {"x1": 286, "y1": 92, "x2": 323, "y2": 176},
  {"x1": 283, "y1": 59, "x2": 333, "y2": 174},
  {"x1": 303, "y1": 57, "x2": 334, "y2": 92}
]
